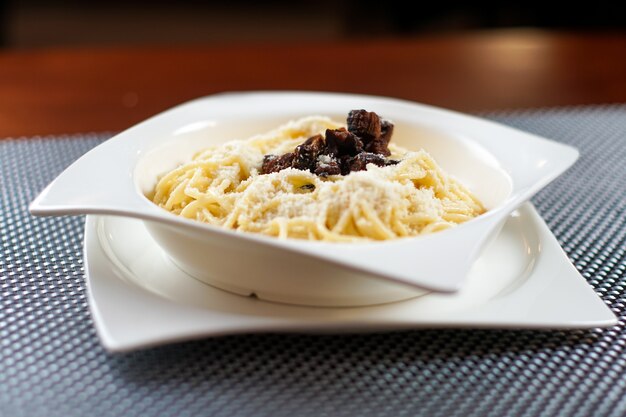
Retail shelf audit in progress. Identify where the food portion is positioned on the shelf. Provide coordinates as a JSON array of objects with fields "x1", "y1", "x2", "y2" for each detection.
[
  {"x1": 151, "y1": 110, "x2": 485, "y2": 242},
  {"x1": 261, "y1": 110, "x2": 398, "y2": 177}
]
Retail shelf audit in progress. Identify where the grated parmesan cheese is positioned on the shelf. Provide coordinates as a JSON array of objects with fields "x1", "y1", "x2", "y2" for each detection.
[{"x1": 151, "y1": 116, "x2": 484, "y2": 241}]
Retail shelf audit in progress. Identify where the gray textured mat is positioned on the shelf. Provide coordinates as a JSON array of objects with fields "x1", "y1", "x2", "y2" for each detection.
[{"x1": 1, "y1": 106, "x2": 625, "y2": 417}]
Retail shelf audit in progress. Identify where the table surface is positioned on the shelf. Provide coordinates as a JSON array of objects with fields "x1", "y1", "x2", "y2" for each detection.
[
  {"x1": 1, "y1": 29, "x2": 625, "y2": 137},
  {"x1": 2, "y1": 29, "x2": 626, "y2": 417},
  {"x1": 2, "y1": 105, "x2": 626, "y2": 417}
]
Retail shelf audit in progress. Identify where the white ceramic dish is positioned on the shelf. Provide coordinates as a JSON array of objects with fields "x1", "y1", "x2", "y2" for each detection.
[
  {"x1": 31, "y1": 92, "x2": 579, "y2": 306},
  {"x1": 86, "y1": 203, "x2": 617, "y2": 352}
]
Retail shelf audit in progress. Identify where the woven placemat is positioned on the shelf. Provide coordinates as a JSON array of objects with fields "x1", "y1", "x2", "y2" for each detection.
[{"x1": 1, "y1": 106, "x2": 625, "y2": 417}]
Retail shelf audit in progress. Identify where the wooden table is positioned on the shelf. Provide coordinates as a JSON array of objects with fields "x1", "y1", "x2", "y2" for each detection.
[{"x1": 1, "y1": 29, "x2": 625, "y2": 138}]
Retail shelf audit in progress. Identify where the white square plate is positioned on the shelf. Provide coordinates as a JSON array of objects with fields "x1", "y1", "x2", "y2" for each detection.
[{"x1": 85, "y1": 203, "x2": 616, "y2": 352}]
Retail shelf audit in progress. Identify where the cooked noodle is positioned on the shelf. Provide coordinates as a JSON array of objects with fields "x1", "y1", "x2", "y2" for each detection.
[{"x1": 151, "y1": 116, "x2": 484, "y2": 241}]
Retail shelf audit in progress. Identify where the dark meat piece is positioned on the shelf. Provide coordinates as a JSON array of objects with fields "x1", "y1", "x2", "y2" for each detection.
[
  {"x1": 261, "y1": 153, "x2": 295, "y2": 174},
  {"x1": 347, "y1": 152, "x2": 387, "y2": 172},
  {"x1": 260, "y1": 110, "x2": 398, "y2": 177},
  {"x1": 314, "y1": 156, "x2": 341, "y2": 177},
  {"x1": 292, "y1": 134, "x2": 325, "y2": 171},
  {"x1": 380, "y1": 119, "x2": 394, "y2": 144},
  {"x1": 364, "y1": 119, "x2": 393, "y2": 156},
  {"x1": 347, "y1": 110, "x2": 382, "y2": 141},
  {"x1": 348, "y1": 110, "x2": 393, "y2": 156},
  {"x1": 385, "y1": 159, "x2": 400, "y2": 166},
  {"x1": 339, "y1": 155, "x2": 352, "y2": 175},
  {"x1": 325, "y1": 128, "x2": 363, "y2": 156},
  {"x1": 365, "y1": 140, "x2": 391, "y2": 156}
]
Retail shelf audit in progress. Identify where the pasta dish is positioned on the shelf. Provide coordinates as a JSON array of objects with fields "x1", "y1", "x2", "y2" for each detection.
[{"x1": 151, "y1": 110, "x2": 484, "y2": 242}]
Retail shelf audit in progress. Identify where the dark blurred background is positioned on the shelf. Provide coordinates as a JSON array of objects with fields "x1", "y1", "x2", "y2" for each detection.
[{"x1": 1, "y1": 0, "x2": 625, "y2": 48}]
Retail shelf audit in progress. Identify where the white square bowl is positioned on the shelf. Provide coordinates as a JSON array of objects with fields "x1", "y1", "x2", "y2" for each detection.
[{"x1": 31, "y1": 92, "x2": 579, "y2": 306}]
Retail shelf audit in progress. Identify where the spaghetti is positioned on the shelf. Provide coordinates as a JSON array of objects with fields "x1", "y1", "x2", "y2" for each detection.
[{"x1": 151, "y1": 115, "x2": 484, "y2": 241}]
